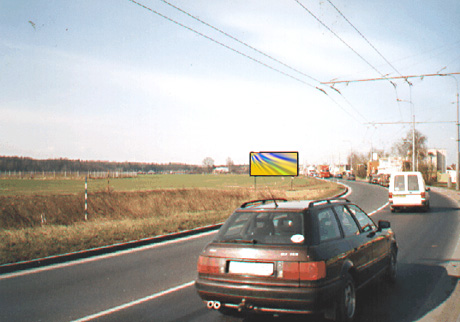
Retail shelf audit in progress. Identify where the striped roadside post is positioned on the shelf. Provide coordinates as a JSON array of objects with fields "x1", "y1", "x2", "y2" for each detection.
[{"x1": 85, "y1": 176, "x2": 88, "y2": 221}]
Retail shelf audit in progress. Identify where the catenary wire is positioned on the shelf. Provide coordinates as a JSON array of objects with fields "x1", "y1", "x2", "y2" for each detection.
[
  {"x1": 128, "y1": 0, "x2": 367, "y2": 123},
  {"x1": 325, "y1": 0, "x2": 405, "y2": 120},
  {"x1": 294, "y1": 0, "x2": 390, "y2": 81},
  {"x1": 325, "y1": 0, "x2": 403, "y2": 77},
  {"x1": 157, "y1": 0, "x2": 321, "y2": 83},
  {"x1": 128, "y1": 0, "x2": 318, "y2": 89},
  {"x1": 294, "y1": 0, "x2": 402, "y2": 123}
]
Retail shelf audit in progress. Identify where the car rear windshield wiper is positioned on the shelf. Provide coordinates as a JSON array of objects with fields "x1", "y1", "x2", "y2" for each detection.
[{"x1": 221, "y1": 239, "x2": 257, "y2": 244}]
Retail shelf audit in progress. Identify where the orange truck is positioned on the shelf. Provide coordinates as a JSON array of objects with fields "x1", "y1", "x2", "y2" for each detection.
[{"x1": 318, "y1": 165, "x2": 331, "y2": 178}]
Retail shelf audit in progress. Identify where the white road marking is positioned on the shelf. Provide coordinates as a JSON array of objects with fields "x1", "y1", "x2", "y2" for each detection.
[
  {"x1": 71, "y1": 281, "x2": 196, "y2": 322},
  {"x1": 0, "y1": 230, "x2": 217, "y2": 280},
  {"x1": 368, "y1": 202, "x2": 390, "y2": 216},
  {"x1": 338, "y1": 180, "x2": 389, "y2": 216}
]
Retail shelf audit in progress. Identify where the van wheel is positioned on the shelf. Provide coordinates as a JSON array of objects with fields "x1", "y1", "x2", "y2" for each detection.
[{"x1": 336, "y1": 273, "x2": 356, "y2": 322}]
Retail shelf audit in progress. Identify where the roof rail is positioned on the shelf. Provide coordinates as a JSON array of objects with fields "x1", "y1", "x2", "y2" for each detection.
[
  {"x1": 240, "y1": 198, "x2": 288, "y2": 209},
  {"x1": 309, "y1": 198, "x2": 350, "y2": 207}
]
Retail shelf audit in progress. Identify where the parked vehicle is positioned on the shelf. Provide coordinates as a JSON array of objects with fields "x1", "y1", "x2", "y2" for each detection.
[
  {"x1": 196, "y1": 198, "x2": 397, "y2": 321},
  {"x1": 345, "y1": 173, "x2": 356, "y2": 181},
  {"x1": 389, "y1": 171, "x2": 430, "y2": 212},
  {"x1": 378, "y1": 174, "x2": 390, "y2": 187},
  {"x1": 369, "y1": 174, "x2": 380, "y2": 184}
]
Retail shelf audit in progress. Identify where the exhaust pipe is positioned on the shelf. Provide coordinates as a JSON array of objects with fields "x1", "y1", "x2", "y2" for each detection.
[{"x1": 206, "y1": 301, "x2": 222, "y2": 310}]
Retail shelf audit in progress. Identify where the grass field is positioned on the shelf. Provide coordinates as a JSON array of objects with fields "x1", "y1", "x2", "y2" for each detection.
[
  {"x1": 0, "y1": 174, "x2": 344, "y2": 265},
  {"x1": 0, "y1": 174, "x2": 325, "y2": 195}
]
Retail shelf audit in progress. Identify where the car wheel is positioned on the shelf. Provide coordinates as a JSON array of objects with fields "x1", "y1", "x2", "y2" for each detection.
[
  {"x1": 390, "y1": 206, "x2": 395, "y2": 213},
  {"x1": 336, "y1": 273, "x2": 356, "y2": 322},
  {"x1": 386, "y1": 249, "x2": 397, "y2": 284}
]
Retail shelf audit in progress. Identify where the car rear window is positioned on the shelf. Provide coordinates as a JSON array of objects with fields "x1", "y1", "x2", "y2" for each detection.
[
  {"x1": 408, "y1": 175, "x2": 419, "y2": 191},
  {"x1": 215, "y1": 212, "x2": 305, "y2": 245},
  {"x1": 394, "y1": 175, "x2": 405, "y2": 191}
]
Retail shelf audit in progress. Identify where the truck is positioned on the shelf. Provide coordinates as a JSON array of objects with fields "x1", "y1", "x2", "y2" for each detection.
[{"x1": 317, "y1": 165, "x2": 331, "y2": 178}]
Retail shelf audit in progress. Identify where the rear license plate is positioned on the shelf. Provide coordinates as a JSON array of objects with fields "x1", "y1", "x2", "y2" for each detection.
[{"x1": 228, "y1": 261, "x2": 274, "y2": 276}]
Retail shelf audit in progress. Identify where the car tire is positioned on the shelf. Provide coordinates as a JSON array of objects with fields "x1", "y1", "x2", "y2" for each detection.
[
  {"x1": 386, "y1": 249, "x2": 397, "y2": 284},
  {"x1": 336, "y1": 273, "x2": 356, "y2": 322},
  {"x1": 390, "y1": 206, "x2": 395, "y2": 213}
]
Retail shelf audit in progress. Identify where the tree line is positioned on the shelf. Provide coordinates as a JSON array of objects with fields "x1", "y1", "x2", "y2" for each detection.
[
  {"x1": 0, "y1": 156, "x2": 249, "y2": 174},
  {"x1": 0, "y1": 156, "x2": 202, "y2": 173}
]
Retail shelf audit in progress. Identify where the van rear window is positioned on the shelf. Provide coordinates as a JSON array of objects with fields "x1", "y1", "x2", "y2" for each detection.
[
  {"x1": 408, "y1": 175, "x2": 419, "y2": 191},
  {"x1": 394, "y1": 175, "x2": 405, "y2": 191}
]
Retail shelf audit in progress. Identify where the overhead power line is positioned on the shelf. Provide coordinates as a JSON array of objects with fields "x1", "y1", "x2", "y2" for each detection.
[
  {"x1": 158, "y1": 0, "x2": 320, "y2": 83},
  {"x1": 321, "y1": 72, "x2": 460, "y2": 84},
  {"x1": 325, "y1": 0, "x2": 403, "y2": 78},
  {"x1": 128, "y1": 0, "x2": 368, "y2": 123},
  {"x1": 294, "y1": 0, "x2": 393, "y2": 83},
  {"x1": 365, "y1": 121, "x2": 456, "y2": 125},
  {"x1": 128, "y1": 0, "x2": 319, "y2": 89}
]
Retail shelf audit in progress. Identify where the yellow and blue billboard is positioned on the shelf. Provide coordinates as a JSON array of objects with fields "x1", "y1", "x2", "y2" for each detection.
[{"x1": 250, "y1": 152, "x2": 299, "y2": 176}]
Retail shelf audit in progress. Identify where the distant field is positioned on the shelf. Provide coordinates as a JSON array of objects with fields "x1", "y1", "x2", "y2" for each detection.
[
  {"x1": 0, "y1": 174, "x2": 344, "y2": 265},
  {"x1": 0, "y1": 174, "x2": 318, "y2": 196}
]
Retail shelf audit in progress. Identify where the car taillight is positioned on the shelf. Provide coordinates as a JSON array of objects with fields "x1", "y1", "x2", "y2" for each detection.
[
  {"x1": 281, "y1": 261, "x2": 326, "y2": 281},
  {"x1": 197, "y1": 255, "x2": 220, "y2": 274},
  {"x1": 281, "y1": 262, "x2": 299, "y2": 280},
  {"x1": 389, "y1": 192, "x2": 393, "y2": 198},
  {"x1": 299, "y1": 261, "x2": 326, "y2": 280},
  {"x1": 421, "y1": 192, "x2": 426, "y2": 198}
]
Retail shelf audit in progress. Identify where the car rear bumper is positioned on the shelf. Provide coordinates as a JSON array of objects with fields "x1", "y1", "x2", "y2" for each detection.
[{"x1": 195, "y1": 277, "x2": 341, "y2": 314}]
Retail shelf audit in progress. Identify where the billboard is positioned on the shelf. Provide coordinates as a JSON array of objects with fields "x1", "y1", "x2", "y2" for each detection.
[{"x1": 250, "y1": 152, "x2": 299, "y2": 176}]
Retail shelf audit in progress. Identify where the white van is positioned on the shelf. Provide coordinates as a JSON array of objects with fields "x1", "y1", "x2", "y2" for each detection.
[{"x1": 389, "y1": 171, "x2": 430, "y2": 212}]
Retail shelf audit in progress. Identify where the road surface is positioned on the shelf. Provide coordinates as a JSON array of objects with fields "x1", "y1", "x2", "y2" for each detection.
[{"x1": 1, "y1": 181, "x2": 459, "y2": 322}]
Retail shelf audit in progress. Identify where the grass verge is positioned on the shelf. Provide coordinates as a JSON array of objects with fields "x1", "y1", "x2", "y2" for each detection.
[{"x1": 0, "y1": 176, "x2": 344, "y2": 265}]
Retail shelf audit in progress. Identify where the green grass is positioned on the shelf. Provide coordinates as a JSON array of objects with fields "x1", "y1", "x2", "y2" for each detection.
[{"x1": 0, "y1": 174, "x2": 319, "y2": 196}]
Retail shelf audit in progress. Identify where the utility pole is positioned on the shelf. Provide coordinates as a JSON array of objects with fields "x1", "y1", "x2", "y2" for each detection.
[{"x1": 412, "y1": 115, "x2": 416, "y2": 171}]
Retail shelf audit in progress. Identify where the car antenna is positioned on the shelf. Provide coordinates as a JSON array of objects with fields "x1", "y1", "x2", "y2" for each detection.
[{"x1": 266, "y1": 180, "x2": 279, "y2": 208}]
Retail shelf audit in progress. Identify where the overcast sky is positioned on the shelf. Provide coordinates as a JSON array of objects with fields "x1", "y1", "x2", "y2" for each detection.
[{"x1": 1, "y1": 0, "x2": 459, "y2": 166}]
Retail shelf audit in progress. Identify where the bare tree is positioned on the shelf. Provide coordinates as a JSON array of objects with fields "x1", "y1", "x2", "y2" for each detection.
[
  {"x1": 202, "y1": 157, "x2": 215, "y2": 173},
  {"x1": 392, "y1": 129, "x2": 427, "y2": 170},
  {"x1": 226, "y1": 157, "x2": 234, "y2": 173}
]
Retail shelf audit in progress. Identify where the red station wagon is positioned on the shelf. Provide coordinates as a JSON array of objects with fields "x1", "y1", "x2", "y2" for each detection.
[{"x1": 195, "y1": 198, "x2": 397, "y2": 321}]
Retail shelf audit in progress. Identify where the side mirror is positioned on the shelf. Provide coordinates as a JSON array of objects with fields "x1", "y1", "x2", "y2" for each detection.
[{"x1": 378, "y1": 220, "x2": 391, "y2": 231}]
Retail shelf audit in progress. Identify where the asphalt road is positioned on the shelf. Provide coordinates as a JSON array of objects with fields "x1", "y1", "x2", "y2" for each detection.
[{"x1": 1, "y1": 180, "x2": 459, "y2": 322}]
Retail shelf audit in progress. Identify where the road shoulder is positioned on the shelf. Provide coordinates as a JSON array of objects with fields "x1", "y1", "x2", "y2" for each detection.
[{"x1": 418, "y1": 187, "x2": 460, "y2": 322}]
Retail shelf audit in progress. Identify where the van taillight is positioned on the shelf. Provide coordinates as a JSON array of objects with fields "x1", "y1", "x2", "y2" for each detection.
[
  {"x1": 282, "y1": 261, "x2": 326, "y2": 281},
  {"x1": 197, "y1": 256, "x2": 220, "y2": 274}
]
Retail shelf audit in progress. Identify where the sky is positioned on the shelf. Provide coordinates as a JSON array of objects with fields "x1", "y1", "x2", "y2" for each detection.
[{"x1": 1, "y1": 0, "x2": 459, "y2": 167}]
